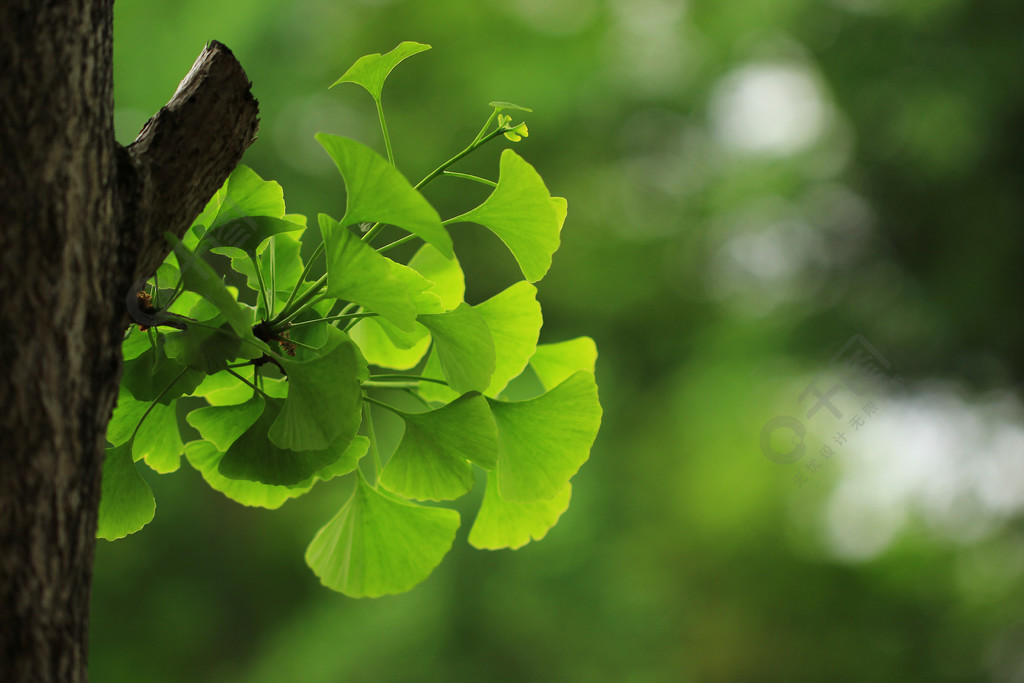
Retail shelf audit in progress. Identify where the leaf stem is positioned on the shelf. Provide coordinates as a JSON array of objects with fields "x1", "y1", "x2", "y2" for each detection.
[
  {"x1": 369, "y1": 374, "x2": 448, "y2": 385},
  {"x1": 375, "y1": 98, "x2": 395, "y2": 166},
  {"x1": 251, "y1": 255, "x2": 271, "y2": 320},
  {"x1": 226, "y1": 367, "x2": 271, "y2": 400},
  {"x1": 363, "y1": 402, "x2": 383, "y2": 487},
  {"x1": 442, "y1": 171, "x2": 497, "y2": 187},
  {"x1": 277, "y1": 242, "x2": 325, "y2": 319},
  {"x1": 287, "y1": 312, "x2": 377, "y2": 328},
  {"x1": 362, "y1": 395, "x2": 402, "y2": 415},
  {"x1": 414, "y1": 128, "x2": 506, "y2": 191},
  {"x1": 376, "y1": 234, "x2": 417, "y2": 254}
]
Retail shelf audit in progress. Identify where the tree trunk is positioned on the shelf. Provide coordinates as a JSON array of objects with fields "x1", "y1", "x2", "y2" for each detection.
[{"x1": 0, "y1": 2, "x2": 259, "y2": 680}]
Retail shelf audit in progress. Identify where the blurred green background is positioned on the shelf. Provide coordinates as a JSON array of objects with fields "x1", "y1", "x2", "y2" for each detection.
[{"x1": 92, "y1": 0, "x2": 1024, "y2": 680}]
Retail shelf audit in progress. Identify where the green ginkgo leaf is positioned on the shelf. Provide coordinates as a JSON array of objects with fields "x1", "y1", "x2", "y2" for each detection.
[
  {"x1": 408, "y1": 244, "x2": 465, "y2": 310},
  {"x1": 186, "y1": 396, "x2": 265, "y2": 451},
  {"x1": 163, "y1": 317, "x2": 254, "y2": 375},
  {"x1": 530, "y1": 337, "x2": 598, "y2": 391},
  {"x1": 469, "y1": 472, "x2": 571, "y2": 550},
  {"x1": 446, "y1": 149, "x2": 561, "y2": 282},
  {"x1": 229, "y1": 230, "x2": 305, "y2": 298},
  {"x1": 476, "y1": 281, "x2": 542, "y2": 396},
  {"x1": 185, "y1": 437, "x2": 368, "y2": 510},
  {"x1": 219, "y1": 398, "x2": 355, "y2": 486},
  {"x1": 320, "y1": 214, "x2": 440, "y2": 332},
  {"x1": 121, "y1": 327, "x2": 151, "y2": 361},
  {"x1": 97, "y1": 443, "x2": 156, "y2": 541},
  {"x1": 268, "y1": 328, "x2": 363, "y2": 452},
  {"x1": 379, "y1": 393, "x2": 499, "y2": 501},
  {"x1": 202, "y1": 165, "x2": 287, "y2": 231},
  {"x1": 349, "y1": 318, "x2": 431, "y2": 370},
  {"x1": 305, "y1": 475, "x2": 460, "y2": 597},
  {"x1": 106, "y1": 386, "x2": 148, "y2": 446},
  {"x1": 349, "y1": 243, "x2": 464, "y2": 369},
  {"x1": 191, "y1": 371, "x2": 288, "y2": 406},
  {"x1": 206, "y1": 216, "x2": 303, "y2": 260},
  {"x1": 488, "y1": 101, "x2": 533, "y2": 114},
  {"x1": 169, "y1": 236, "x2": 262, "y2": 346},
  {"x1": 185, "y1": 440, "x2": 312, "y2": 509},
  {"x1": 490, "y1": 371, "x2": 601, "y2": 502},
  {"x1": 418, "y1": 303, "x2": 495, "y2": 394},
  {"x1": 316, "y1": 135, "x2": 452, "y2": 257},
  {"x1": 121, "y1": 340, "x2": 203, "y2": 405},
  {"x1": 133, "y1": 400, "x2": 183, "y2": 473},
  {"x1": 330, "y1": 41, "x2": 431, "y2": 101}
]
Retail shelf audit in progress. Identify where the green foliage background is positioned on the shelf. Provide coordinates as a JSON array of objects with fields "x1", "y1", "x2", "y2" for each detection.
[{"x1": 93, "y1": 0, "x2": 1024, "y2": 680}]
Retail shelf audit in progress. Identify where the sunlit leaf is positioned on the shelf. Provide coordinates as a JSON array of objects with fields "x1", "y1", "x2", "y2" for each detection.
[
  {"x1": 349, "y1": 318, "x2": 431, "y2": 370},
  {"x1": 106, "y1": 386, "x2": 148, "y2": 446},
  {"x1": 469, "y1": 473, "x2": 571, "y2": 550},
  {"x1": 203, "y1": 165, "x2": 286, "y2": 231},
  {"x1": 447, "y1": 149, "x2": 561, "y2": 282},
  {"x1": 169, "y1": 236, "x2": 262, "y2": 346},
  {"x1": 219, "y1": 398, "x2": 356, "y2": 486},
  {"x1": 268, "y1": 327, "x2": 363, "y2": 452},
  {"x1": 476, "y1": 282, "x2": 542, "y2": 396},
  {"x1": 121, "y1": 339, "x2": 203, "y2": 405},
  {"x1": 530, "y1": 337, "x2": 598, "y2": 391},
  {"x1": 186, "y1": 396, "x2": 265, "y2": 451},
  {"x1": 184, "y1": 437, "x2": 368, "y2": 510},
  {"x1": 319, "y1": 214, "x2": 440, "y2": 332},
  {"x1": 379, "y1": 393, "x2": 499, "y2": 501},
  {"x1": 206, "y1": 216, "x2": 303, "y2": 260},
  {"x1": 191, "y1": 371, "x2": 287, "y2": 406},
  {"x1": 490, "y1": 371, "x2": 601, "y2": 502},
  {"x1": 163, "y1": 317, "x2": 254, "y2": 375},
  {"x1": 305, "y1": 475, "x2": 459, "y2": 597},
  {"x1": 418, "y1": 303, "x2": 495, "y2": 394},
  {"x1": 408, "y1": 244, "x2": 464, "y2": 310},
  {"x1": 349, "y1": 243, "x2": 463, "y2": 369},
  {"x1": 121, "y1": 327, "x2": 151, "y2": 361},
  {"x1": 316, "y1": 135, "x2": 453, "y2": 257},
  {"x1": 185, "y1": 440, "x2": 311, "y2": 509},
  {"x1": 488, "y1": 101, "x2": 533, "y2": 114},
  {"x1": 331, "y1": 41, "x2": 431, "y2": 101},
  {"x1": 133, "y1": 400, "x2": 183, "y2": 473},
  {"x1": 97, "y1": 443, "x2": 156, "y2": 541}
]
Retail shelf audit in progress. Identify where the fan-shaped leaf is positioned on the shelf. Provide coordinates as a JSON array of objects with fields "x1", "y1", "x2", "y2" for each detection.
[
  {"x1": 268, "y1": 328, "x2": 363, "y2": 452},
  {"x1": 305, "y1": 475, "x2": 460, "y2": 597},
  {"x1": 185, "y1": 437, "x2": 368, "y2": 510},
  {"x1": 97, "y1": 443, "x2": 156, "y2": 541},
  {"x1": 319, "y1": 214, "x2": 440, "y2": 332},
  {"x1": 490, "y1": 371, "x2": 601, "y2": 502},
  {"x1": 133, "y1": 400, "x2": 183, "y2": 473},
  {"x1": 203, "y1": 165, "x2": 286, "y2": 231},
  {"x1": 418, "y1": 303, "x2": 495, "y2": 394},
  {"x1": 330, "y1": 41, "x2": 431, "y2": 101},
  {"x1": 530, "y1": 337, "x2": 598, "y2": 391},
  {"x1": 169, "y1": 237, "x2": 262, "y2": 346},
  {"x1": 121, "y1": 340, "x2": 203, "y2": 405},
  {"x1": 316, "y1": 135, "x2": 452, "y2": 257},
  {"x1": 469, "y1": 473, "x2": 571, "y2": 550},
  {"x1": 476, "y1": 281, "x2": 542, "y2": 396},
  {"x1": 219, "y1": 398, "x2": 356, "y2": 486},
  {"x1": 379, "y1": 393, "x2": 499, "y2": 501},
  {"x1": 206, "y1": 216, "x2": 303, "y2": 260},
  {"x1": 446, "y1": 149, "x2": 561, "y2": 282},
  {"x1": 187, "y1": 396, "x2": 265, "y2": 451}
]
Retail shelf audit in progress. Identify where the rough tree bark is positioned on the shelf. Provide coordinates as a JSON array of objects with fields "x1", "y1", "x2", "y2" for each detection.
[{"x1": 0, "y1": 2, "x2": 259, "y2": 680}]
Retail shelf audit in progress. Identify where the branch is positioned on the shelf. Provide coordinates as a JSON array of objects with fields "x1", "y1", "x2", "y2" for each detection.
[{"x1": 119, "y1": 40, "x2": 260, "y2": 285}]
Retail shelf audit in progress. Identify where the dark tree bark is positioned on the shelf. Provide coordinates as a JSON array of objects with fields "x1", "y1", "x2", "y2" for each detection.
[{"x1": 0, "y1": 2, "x2": 259, "y2": 680}]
